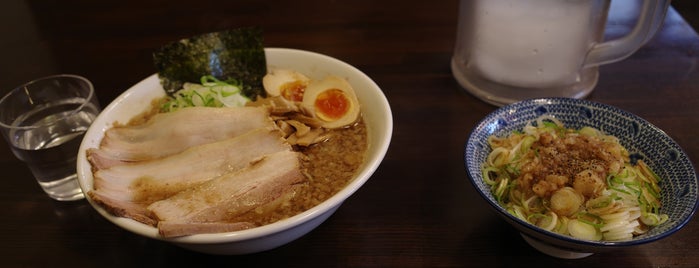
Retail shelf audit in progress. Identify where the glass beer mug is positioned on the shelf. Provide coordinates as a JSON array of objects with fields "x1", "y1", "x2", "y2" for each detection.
[{"x1": 451, "y1": 0, "x2": 670, "y2": 106}]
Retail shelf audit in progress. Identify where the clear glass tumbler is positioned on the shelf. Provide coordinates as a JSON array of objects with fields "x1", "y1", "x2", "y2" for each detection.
[{"x1": 0, "y1": 74, "x2": 101, "y2": 201}]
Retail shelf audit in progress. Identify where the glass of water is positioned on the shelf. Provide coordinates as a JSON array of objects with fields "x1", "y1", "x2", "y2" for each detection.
[{"x1": 0, "y1": 74, "x2": 100, "y2": 201}]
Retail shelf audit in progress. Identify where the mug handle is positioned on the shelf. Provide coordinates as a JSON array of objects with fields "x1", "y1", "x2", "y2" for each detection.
[{"x1": 584, "y1": 0, "x2": 671, "y2": 68}]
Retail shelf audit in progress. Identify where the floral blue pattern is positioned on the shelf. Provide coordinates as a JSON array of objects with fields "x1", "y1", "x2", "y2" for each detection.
[{"x1": 464, "y1": 98, "x2": 698, "y2": 249}]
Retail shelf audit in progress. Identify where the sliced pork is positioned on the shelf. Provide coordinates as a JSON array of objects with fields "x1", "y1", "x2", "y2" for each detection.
[
  {"x1": 88, "y1": 190, "x2": 158, "y2": 226},
  {"x1": 90, "y1": 128, "x2": 291, "y2": 207},
  {"x1": 87, "y1": 105, "x2": 315, "y2": 237},
  {"x1": 148, "y1": 150, "x2": 305, "y2": 236},
  {"x1": 157, "y1": 222, "x2": 256, "y2": 238},
  {"x1": 94, "y1": 106, "x2": 273, "y2": 163}
]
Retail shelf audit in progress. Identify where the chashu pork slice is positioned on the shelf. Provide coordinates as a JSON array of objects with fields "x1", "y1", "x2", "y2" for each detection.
[
  {"x1": 149, "y1": 150, "x2": 305, "y2": 237},
  {"x1": 91, "y1": 106, "x2": 273, "y2": 165},
  {"x1": 156, "y1": 222, "x2": 257, "y2": 238},
  {"x1": 88, "y1": 128, "x2": 291, "y2": 226}
]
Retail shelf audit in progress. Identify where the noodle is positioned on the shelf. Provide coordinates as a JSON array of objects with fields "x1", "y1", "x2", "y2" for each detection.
[{"x1": 482, "y1": 117, "x2": 668, "y2": 241}]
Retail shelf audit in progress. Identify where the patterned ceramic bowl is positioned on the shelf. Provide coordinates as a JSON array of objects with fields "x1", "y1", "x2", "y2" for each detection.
[{"x1": 464, "y1": 98, "x2": 698, "y2": 259}]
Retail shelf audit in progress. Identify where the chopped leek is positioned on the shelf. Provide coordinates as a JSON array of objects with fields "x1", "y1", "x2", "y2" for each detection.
[
  {"x1": 161, "y1": 75, "x2": 250, "y2": 112},
  {"x1": 578, "y1": 126, "x2": 601, "y2": 137},
  {"x1": 568, "y1": 219, "x2": 603, "y2": 241}
]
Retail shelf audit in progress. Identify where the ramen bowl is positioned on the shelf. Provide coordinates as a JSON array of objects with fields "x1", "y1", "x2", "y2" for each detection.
[
  {"x1": 464, "y1": 98, "x2": 698, "y2": 259},
  {"x1": 76, "y1": 48, "x2": 393, "y2": 255}
]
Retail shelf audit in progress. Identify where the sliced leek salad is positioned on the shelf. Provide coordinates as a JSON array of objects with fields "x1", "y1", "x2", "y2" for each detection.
[{"x1": 482, "y1": 116, "x2": 668, "y2": 241}]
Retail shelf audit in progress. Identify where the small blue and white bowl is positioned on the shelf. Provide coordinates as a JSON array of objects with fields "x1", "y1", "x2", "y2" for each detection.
[{"x1": 464, "y1": 98, "x2": 698, "y2": 259}]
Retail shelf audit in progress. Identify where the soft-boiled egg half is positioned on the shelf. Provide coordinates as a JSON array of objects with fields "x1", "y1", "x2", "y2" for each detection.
[
  {"x1": 302, "y1": 75, "x2": 360, "y2": 129},
  {"x1": 262, "y1": 68, "x2": 310, "y2": 102},
  {"x1": 262, "y1": 69, "x2": 360, "y2": 129}
]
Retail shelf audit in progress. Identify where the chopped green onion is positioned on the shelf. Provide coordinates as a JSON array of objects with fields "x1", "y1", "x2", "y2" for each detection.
[
  {"x1": 568, "y1": 219, "x2": 602, "y2": 241},
  {"x1": 481, "y1": 167, "x2": 500, "y2": 185},
  {"x1": 161, "y1": 75, "x2": 250, "y2": 112}
]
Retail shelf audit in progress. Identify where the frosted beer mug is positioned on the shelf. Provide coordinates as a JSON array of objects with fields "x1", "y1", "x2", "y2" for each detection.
[{"x1": 451, "y1": 0, "x2": 670, "y2": 106}]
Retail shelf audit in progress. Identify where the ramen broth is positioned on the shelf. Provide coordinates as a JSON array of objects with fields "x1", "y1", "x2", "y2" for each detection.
[{"x1": 99, "y1": 96, "x2": 368, "y2": 229}]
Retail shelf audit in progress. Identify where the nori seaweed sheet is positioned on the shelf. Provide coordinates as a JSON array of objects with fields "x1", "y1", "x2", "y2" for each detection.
[{"x1": 153, "y1": 27, "x2": 267, "y2": 99}]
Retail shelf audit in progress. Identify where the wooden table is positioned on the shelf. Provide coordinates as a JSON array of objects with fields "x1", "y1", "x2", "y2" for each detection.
[{"x1": 1, "y1": 1, "x2": 697, "y2": 267}]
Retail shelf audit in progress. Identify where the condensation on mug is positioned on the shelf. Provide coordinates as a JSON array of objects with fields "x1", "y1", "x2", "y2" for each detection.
[
  {"x1": 452, "y1": 0, "x2": 671, "y2": 106},
  {"x1": 469, "y1": 0, "x2": 596, "y2": 88}
]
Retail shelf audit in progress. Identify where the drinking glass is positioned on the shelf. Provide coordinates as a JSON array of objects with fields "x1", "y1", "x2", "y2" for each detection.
[{"x1": 0, "y1": 74, "x2": 101, "y2": 201}]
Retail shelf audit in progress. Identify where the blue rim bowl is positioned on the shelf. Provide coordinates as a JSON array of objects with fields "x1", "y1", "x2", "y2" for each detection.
[{"x1": 464, "y1": 98, "x2": 698, "y2": 255}]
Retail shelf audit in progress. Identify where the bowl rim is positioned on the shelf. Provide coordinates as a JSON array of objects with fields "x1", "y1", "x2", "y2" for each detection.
[
  {"x1": 464, "y1": 97, "x2": 699, "y2": 248},
  {"x1": 77, "y1": 47, "x2": 393, "y2": 244}
]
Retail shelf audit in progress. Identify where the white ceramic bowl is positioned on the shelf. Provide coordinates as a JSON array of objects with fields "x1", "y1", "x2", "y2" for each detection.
[
  {"x1": 464, "y1": 98, "x2": 698, "y2": 259},
  {"x1": 77, "y1": 48, "x2": 393, "y2": 255}
]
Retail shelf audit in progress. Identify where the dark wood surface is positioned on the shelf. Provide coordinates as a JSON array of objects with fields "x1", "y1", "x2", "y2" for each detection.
[{"x1": 1, "y1": 1, "x2": 698, "y2": 267}]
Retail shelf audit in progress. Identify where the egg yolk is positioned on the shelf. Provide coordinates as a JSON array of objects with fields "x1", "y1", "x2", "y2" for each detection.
[
  {"x1": 314, "y1": 89, "x2": 350, "y2": 121},
  {"x1": 281, "y1": 81, "x2": 306, "y2": 102}
]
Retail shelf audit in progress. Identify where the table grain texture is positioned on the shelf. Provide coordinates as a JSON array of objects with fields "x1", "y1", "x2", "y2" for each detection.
[{"x1": 0, "y1": 1, "x2": 697, "y2": 267}]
